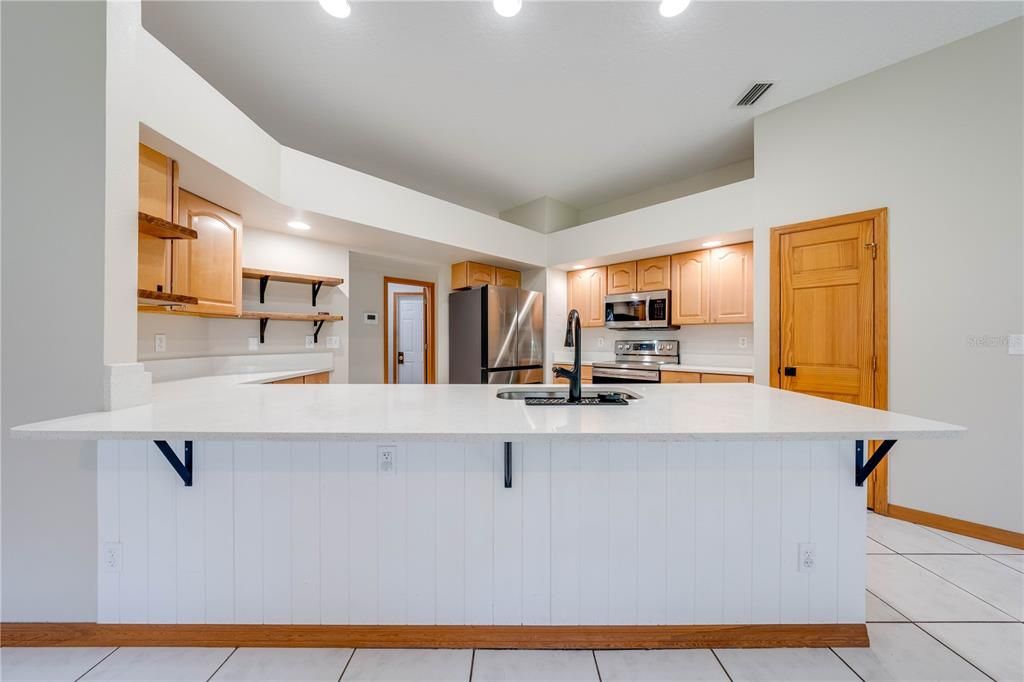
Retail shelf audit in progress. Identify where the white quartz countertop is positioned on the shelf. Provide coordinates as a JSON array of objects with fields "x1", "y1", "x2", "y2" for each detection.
[
  {"x1": 150, "y1": 369, "x2": 326, "y2": 402},
  {"x1": 13, "y1": 383, "x2": 963, "y2": 443}
]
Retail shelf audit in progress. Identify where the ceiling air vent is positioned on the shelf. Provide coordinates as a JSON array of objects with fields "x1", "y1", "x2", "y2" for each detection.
[{"x1": 736, "y1": 82, "x2": 774, "y2": 107}]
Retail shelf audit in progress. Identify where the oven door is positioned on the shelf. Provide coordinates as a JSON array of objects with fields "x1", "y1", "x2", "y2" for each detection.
[
  {"x1": 592, "y1": 367, "x2": 661, "y2": 383},
  {"x1": 604, "y1": 293, "x2": 650, "y2": 329}
]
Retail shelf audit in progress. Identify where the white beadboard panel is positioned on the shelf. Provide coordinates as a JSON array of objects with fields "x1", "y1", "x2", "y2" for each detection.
[
  {"x1": 493, "y1": 442, "x2": 524, "y2": 626},
  {"x1": 233, "y1": 441, "x2": 263, "y2": 624},
  {"x1": 205, "y1": 441, "x2": 235, "y2": 624},
  {"x1": 435, "y1": 443, "x2": 467, "y2": 625},
  {"x1": 97, "y1": 440, "x2": 120, "y2": 623},
  {"x1": 97, "y1": 438, "x2": 866, "y2": 627},
  {"x1": 464, "y1": 442, "x2": 495, "y2": 625},
  {"x1": 521, "y1": 441, "x2": 552, "y2": 626},
  {"x1": 637, "y1": 442, "x2": 668, "y2": 625},
  {"x1": 405, "y1": 442, "x2": 438, "y2": 625},
  {"x1": 608, "y1": 443, "x2": 639, "y2": 625},
  {"x1": 320, "y1": 442, "x2": 350, "y2": 625},
  {"x1": 290, "y1": 442, "x2": 321, "y2": 624}
]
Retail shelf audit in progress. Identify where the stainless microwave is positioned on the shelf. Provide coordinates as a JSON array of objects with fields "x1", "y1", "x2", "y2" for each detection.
[{"x1": 604, "y1": 289, "x2": 676, "y2": 329}]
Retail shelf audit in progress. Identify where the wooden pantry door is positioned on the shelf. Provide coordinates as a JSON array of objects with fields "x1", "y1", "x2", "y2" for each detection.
[{"x1": 770, "y1": 208, "x2": 889, "y2": 511}]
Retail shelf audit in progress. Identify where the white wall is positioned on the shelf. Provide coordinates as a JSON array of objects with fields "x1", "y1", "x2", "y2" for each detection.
[
  {"x1": 752, "y1": 18, "x2": 1024, "y2": 532},
  {"x1": 138, "y1": 228, "x2": 350, "y2": 382},
  {"x1": 1, "y1": 0, "x2": 107, "y2": 621},
  {"x1": 348, "y1": 253, "x2": 449, "y2": 384}
]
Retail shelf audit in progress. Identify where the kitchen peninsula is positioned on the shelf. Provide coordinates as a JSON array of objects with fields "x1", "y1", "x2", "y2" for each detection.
[{"x1": 13, "y1": 383, "x2": 961, "y2": 649}]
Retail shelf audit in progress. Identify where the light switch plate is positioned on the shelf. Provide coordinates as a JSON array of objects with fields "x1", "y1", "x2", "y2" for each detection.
[
  {"x1": 154, "y1": 334, "x2": 167, "y2": 353},
  {"x1": 1009, "y1": 334, "x2": 1023, "y2": 356},
  {"x1": 248, "y1": 337, "x2": 259, "y2": 351},
  {"x1": 364, "y1": 312, "x2": 378, "y2": 325},
  {"x1": 305, "y1": 335, "x2": 315, "y2": 349},
  {"x1": 326, "y1": 336, "x2": 340, "y2": 349}
]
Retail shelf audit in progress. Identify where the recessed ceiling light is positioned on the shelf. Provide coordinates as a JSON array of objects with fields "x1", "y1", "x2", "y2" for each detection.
[
  {"x1": 572, "y1": 264, "x2": 585, "y2": 270},
  {"x1": 659, "y1": 0, "x2": 691, "y2": 18},
  {"x1": 702, "y1": 240, "x2": 722, "y2": 248},
  {"x1": 319, "y1": 0, "x2": 351, "y2": 19},
  {"x1": 493, "y1": 0, "x2": 522, "y2": 18},
  {"x1": 288, "y1": 220, "x2": 312, "y2": 231}
]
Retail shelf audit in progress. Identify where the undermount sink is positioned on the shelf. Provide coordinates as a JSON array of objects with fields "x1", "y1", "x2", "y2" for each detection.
[{"x1": 496, "y1": 387, "x2": 642, "y2": 402}]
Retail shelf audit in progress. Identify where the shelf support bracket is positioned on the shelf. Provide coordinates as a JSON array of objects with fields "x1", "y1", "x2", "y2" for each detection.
[
  {"x1": 312, "y1": 281, "x2": 323, "y2": 307},
  {"x1": 259, "y1": 317, "x2": 269, "y2": 344},
  {"x1": 258, "y1": 275, "x2": 270, "y2": 304},
  {"x1": 154, "y1": 440, "x2": 193, "y2": 486},
  {"x1": 855, "y1": 439, "x2": 896, "y2": 487},
  {"x1": 312, "y1": 319, "x2": 326, "y2": 343},
  {"x1": 504, "y1": 441, "x2": 512, "y2": 488}
]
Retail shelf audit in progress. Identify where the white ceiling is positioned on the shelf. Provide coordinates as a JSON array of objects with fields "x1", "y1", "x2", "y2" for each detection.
[{"x1": 142, "y1": 1, "x2": 1021, "y2": 216}]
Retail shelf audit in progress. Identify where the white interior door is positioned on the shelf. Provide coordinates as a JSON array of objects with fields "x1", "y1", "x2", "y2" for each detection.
[{"x1": 396, "y1": 293, "x2": 425, "y2": 384}]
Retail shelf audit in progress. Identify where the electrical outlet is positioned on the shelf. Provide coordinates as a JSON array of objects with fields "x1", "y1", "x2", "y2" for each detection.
[
  {"x1": 378, "y1": 445, "x2": 396, "y2": 474},
  {"x1": 738, "y1": 336, "x2": 749, "y2": 349},
  {"x1": 597, "y1": 337, "x2": 605, "y2": 348},
  {"x1": 326, "y1": 336, "x2": 340, "y2": 349},
  {"x1": 305, "y1": 335, "x2": 315, "y2": 349},
  {"x1": 102, "y1": 542, "x2": 122, "y2": 572},
  {"x1": 798, "y1": 543, "x2": 816, "y2": 572},
  {"x1": 154, "y1": 334, "x2": 167, "y2": 353},
  {"x1": 248, "y1": 337, "x2": 259, "y2": 351}
]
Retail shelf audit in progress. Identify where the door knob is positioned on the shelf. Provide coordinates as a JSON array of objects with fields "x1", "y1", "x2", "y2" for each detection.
[
  {"x1": 784, "y1": 366, "x2": 796, "y2": 376},
  {"x1": 397, "y1": 351, "x2": 405, "y2": 365}
]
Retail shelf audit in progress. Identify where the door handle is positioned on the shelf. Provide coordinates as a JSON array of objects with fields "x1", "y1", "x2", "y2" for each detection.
[
  {"x1": 397, "y1": 351, "x2": 405, "y2": 365},
  {"x1": 784, "y1": 366, "x2": 797, "y2": 376}
]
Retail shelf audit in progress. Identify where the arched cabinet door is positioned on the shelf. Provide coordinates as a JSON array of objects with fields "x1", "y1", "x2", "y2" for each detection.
[
  {"x1": 671, "y1": 250, "x2": 710, "y2": 325},
  {"x1": 709, "y1": 242, "x2": 753, "y2": 324},
  {"x1": 173, "y1": 189, "x2": 243, "y2": 316}
]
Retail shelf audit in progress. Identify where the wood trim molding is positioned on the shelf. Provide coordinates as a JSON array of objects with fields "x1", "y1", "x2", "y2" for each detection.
[
  {"x1": 382, "y1": 277, "x2": 436, "y2": 385},
  {"x1": 886, "y1": 505, "x2": 1024, "y2": 550},
  {"x1": 769, "y1": 208, "x2": 889, "y2": 512},
  {"x1": 0, "y1": 623, "x2": 868, "y2": 650}
]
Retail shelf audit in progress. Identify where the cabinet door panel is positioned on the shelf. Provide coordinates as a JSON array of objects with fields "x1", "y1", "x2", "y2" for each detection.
[
  {"x1": 709, "y1": 242, "x2": 753, "y2": 324},
  {"x1": 566, "y1": 267, "x2": 607, "y2": 329},
  {"x1": 606, "y1": 262, "x2": 636, "y2": 294},
  {"x1": 636, "y1": 256, "x2": 671, "y2": 292},
  {"x1": 303, "y1": 372, "x2": 331, "y2": 384},
  {"x1": 671, "y1": 250, "x2": 710, "y2": 325},
  {"x1": 700, "y1": 373, "x2": 751, "y2": 384},
  {"x1": 174, "y1": 190, "x2": 243, "y2": 316},
  {"x1": 467, "y1": 262, "x2": 496, "y2": 287},
  {"x1": 495, "y1": 267, "x2": 521, "y2": 288},
  {"x1": 661, "y1": 371, "x2": 701, "y2": 384}
]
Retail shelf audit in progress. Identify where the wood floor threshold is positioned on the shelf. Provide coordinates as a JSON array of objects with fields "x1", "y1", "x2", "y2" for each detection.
[
  {"x1": 0, "y1": 623, "x2": 868, "y2": 649},
  {"x1": 885, "y1": 504, "x2": 1024, "y2": 550}
]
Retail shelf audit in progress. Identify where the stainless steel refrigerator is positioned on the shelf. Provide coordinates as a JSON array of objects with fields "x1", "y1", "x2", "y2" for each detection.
[{"x1": 449, "y1": 285, "x2": 544, "y2": 384}]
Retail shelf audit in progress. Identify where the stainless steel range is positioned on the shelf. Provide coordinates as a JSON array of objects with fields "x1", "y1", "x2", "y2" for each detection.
[{"x1": 591, "y1": 339, "x2": 679, "y2": 384}]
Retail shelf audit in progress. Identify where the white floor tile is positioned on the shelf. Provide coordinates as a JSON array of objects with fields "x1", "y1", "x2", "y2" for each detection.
[
  {"x1": 867, "y1": 555, "x2": 1014, "y2": 622},
  {"x1": 921, "y1": 623, "x2": 1024, "y2": 682},
  {"x1": 867, "y1": 514, "x2": 974, "y2": 554},
  {"x1": 833, "y1": 623, "x2": 988, "y2": 681},
  {"x1": 594, "y1": 649, "x2": 728, "y2": 681},
  {"x1": 928, "y1": 529, "x2": 1024, "y2": 555},
  {"x1": 713, "y1": 648, "x2": 859, "y2": 681},
  {"x1": 0, "y1": 647, "x2": 115, "y2": 682},
  {"x1": 866, "y1": 591, "x2": 908, "y2": 622},
  {"x1": 866, "y1": 538, "x2": 895, "y2": 554},
  {"x1": 471, "y1": 649, "x2": 598, "y2": 682},
  {"x1": 991, "y1": 554, "x2": 1024, "y2": 572},
  {"x1": 212, "y1": 647, "x2": 353, "y2": 681},
  {"x1": 906, "y1": 554, "x2": 1024, "y2": 620},
  {"x1": 79, "y1": 647, "x2": 234, "y2": 681},
  {"x1": 340, "y1": 649, "x2": 471, "y2": 682}
]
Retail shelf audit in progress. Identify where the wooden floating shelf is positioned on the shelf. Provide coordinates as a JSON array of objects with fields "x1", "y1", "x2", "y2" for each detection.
[
  {"x1": 138, "y1": 212, "x2": 198, "y2": 240},
  {"x1": 242, "y1": 268, "x2": 343, "y2": 287},
  {"x1": 137, "y1": 289, "x2": 198, "y2": 306},
  {"x1": 240, "y1": 312, "x2": 343, "y2": 322}
]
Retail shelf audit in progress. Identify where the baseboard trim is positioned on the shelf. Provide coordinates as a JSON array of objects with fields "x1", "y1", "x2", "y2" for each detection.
[
  {"x1": 886, "y1": 504, "x2": 1024, "y2": 550},
  {"x1": 0, "y1": 623, "x2": 869, "y2": 649}
]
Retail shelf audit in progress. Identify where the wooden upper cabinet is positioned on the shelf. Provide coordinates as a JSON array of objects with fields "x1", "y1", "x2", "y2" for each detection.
[
  {"x1": 173, "y1": 189, "x2": 243, "y2": 316},
  {"x1": 606, "y1": 261, "x2": 637, "y2": 294},
  {"x1": 636, "y1": 255, "x2": 671, "y2": 292},
  {"x1": 671, "y1": 249, "x2": 710, "y2": 325},
  {"x1": 495, "y1": 267, "x2": 521, "y2": 288},
  {"x1": 451, "y1": 261, "x2": 496, "y2": 290},
  {"x1": 137, "y1": 144, "x2": 177, "y2": 292},
  {"x1": 567, "y1": 266, "x2": 607, "y2": 328},
  {"x1": 709, "y1": 242, "x2": 753, "y2": 324}
]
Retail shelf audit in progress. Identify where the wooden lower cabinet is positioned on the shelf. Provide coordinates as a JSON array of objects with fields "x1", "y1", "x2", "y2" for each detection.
[
  {"x1": 662, "y1": 370, "x2": 753, "y2": 384},
  {"x1": 661, "y1": 371, "x2": 701, "y2": 384},
  {"x1": 271, "y1": 371, "x2": 331, "y2": 385},
  {"x1": 552, "y1": 364, "x2": 593, "y2": 384}
]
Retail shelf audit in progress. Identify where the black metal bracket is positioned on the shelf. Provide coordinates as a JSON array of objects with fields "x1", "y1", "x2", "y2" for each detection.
[
  {"x1": 259, "y1": 317, "x2": 269, "y2": 344},
  {"x1": 154, "y1": 440, "x2": 193, "y2": 486},
  {"x1": 258, "y1": 275, "x2": 270, "y2": 304},
  {"x1": 504, "y1": 441, "x2": 512, "y2": 488},
  {"x1": 855, "y1": 439, "x2": 896, "y2": 486},
  {"x1": 313, "y1": 319, "x2": 326, "y2": 343},
  {"x1": 312, "y1": 281, "x2": 323, "y2": 307}
]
